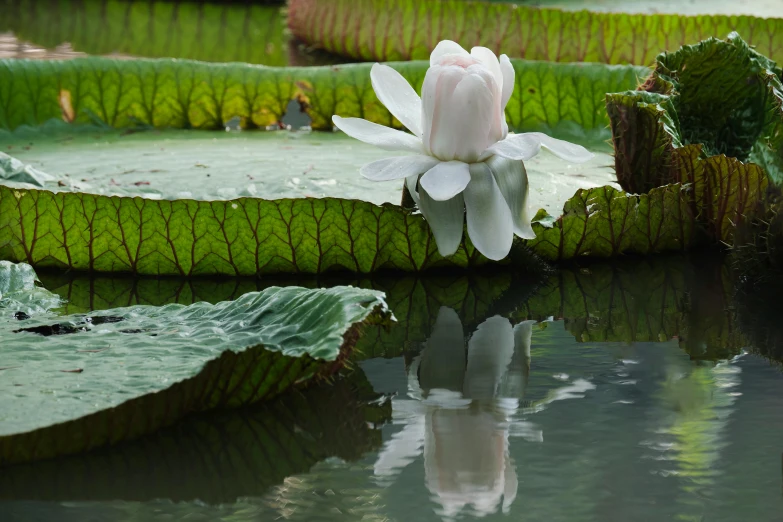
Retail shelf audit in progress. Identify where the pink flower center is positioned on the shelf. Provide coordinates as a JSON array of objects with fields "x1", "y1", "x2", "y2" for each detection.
[{"x1": 436, "y1": 54, "x2": 481, "y2": 69}]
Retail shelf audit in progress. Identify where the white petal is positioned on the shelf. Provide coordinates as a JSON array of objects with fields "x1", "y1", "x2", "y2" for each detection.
[
  {"x1": 479, "y1": 133, "x2": 541, "y2": 161},
  {"x1": 419, "y1": 160, "x2": 471, "y2": 201},
  {"x1": 502, "y1": 456, "x2": 518, "y2": 514},
  {"x1": 429, "y1": 71, "x2": 496, "y2": 162},
  {"x1": 360, "y1": 155, "x2": 439, "y2": 181},
  {"x1": 373, "y1": 417, "x2": 425, "y2": 478},
  {"x1": 464, "y1": 163, "x2": 514, "y2": 261},
  {"x1": 406, "y1": 174, "x2": 421, "y2": 206},
  {"x1": 421, "y1": 65, "x2": 465, "y2": 160},
  {"x1": 430, "y1": 40, "x2": 470, "y2": 66},
  {"x1": 525, "y1": 132, "x2": 595, "y2": 163},
  {"x1": 485, "y1": 155, "x2": 535, "y2": 239},
  {"x1": 499, "y1": 54, "x2": 515, "y2": 112},
  {"x1": 418, "y1": 186, "x2": 465, "y2": 257},
  {"x1": 464, "y1": 315, "x2": 515, "y2": 400},
  {"x1": 470, "y1": 46, "x2": 503, "y2": 93},
  {"x1": 332, "y1": 115, "x2": 424, "y2": 153},
  {"x1": 371, "y1": 63, "x2": 423, "y2": 137},
  {"x1": 420, "y1": 307, "x2": 467, "y2": 392},
  {"x1": 513, "y1": 320, "x2": 537, "y2": 360}
]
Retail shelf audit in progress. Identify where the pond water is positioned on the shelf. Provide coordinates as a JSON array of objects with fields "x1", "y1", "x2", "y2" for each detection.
[{"x1": 1, "y1": 255, "x2": 783, "y2": 521}]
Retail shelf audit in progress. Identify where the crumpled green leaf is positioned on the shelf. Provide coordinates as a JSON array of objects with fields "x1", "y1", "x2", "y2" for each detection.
[
  {"x1": 0, "y1": 0, "x2": 291, "y2": 66},
  {"x1": 0, "y1": 260, "x2": 62, "y2": 315},
  {"x1": 0, "y1": 56, "x2": 647, "y2": 134},
  {"x1": 0, "y1": 370, "x2": 390, "y2": 503},
  {"x1": 0, "y1": 276, "x2": 387, "y2": 465},
  {"x1": 607, "y1": 33, "x2": 783, "y2": 192},
  {"x1": 287, "y1": 0, "x2": 783, "y2": 65},
  {"x1": 0, "y1": 152, "x2": 52, "y2": 188}
]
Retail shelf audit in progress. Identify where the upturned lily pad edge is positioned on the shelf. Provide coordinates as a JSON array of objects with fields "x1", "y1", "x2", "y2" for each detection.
[{"x1": 0, "y1": 280, "x2": 391, "y2": 466}]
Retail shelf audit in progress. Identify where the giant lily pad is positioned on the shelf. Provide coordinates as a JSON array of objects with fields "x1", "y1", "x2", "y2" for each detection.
[
  {"x1": 0, "y1": 0, "x2": 293, "y2": 66},
  {"x1": 607, "y1": 33, "x2": 783, "y2": 192},
  {"x1": 0, "y1": 141, "x2": 766, "y2": 274},
  {"x1": 0, "y1": 270, "x2": 387, "y2": 465},
  {"x1": 2, "y1": 129, "x2": 618, "y2": 213},
  {"x1": 287, "y1": 0, "x2": 783, "y2": 65},
  {"x1": 0, "y1": 56, "x2": 647, "y2": 133}
]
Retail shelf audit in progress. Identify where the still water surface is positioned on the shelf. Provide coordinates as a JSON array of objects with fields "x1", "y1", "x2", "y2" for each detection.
[{"x1": 1, "y1": 256, "x2": 782, "y2": 521}]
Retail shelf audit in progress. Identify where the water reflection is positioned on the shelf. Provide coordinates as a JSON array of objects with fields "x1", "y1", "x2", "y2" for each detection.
[
  {"x1": 0, "y1": 370, "x2": 390, "y2": 503},
  {"x1": 375, "y1": 310, "x2": 534, "y2": 518},
  {"x1": 4, "y1": 255, "x2": 783, "y2": 521}
]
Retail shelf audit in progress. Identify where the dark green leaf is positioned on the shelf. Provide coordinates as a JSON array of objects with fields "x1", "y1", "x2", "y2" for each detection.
[
  {"x1": 0, "y1": 184, "x2": 499, "y2": 275},
  {"x1": 527, "y1": 152, "x2": 768, "y2": 260}
]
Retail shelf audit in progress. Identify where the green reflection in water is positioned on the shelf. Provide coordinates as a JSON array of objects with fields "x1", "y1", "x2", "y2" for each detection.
[{"x1": 0, "y1": 368, "x2": 390, "y2": 503}]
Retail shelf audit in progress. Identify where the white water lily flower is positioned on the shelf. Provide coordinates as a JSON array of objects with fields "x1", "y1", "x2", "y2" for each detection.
[{"x1": 333, "y1": 40, "x2": 594, "y2": 261}]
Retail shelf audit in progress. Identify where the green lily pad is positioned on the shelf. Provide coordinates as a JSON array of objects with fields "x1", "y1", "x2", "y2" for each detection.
[
  {"x1": 0, "y1": 56, "x2": 647, "y2": 133},
  {"x1": 607, "y1": 33, "x2": 783, "y2": 192},
  {"x1": 287, "y1": 0, "x2": 783, "y2": 65},
  {"x1": 527, "y1": 152, "x2": 768, "y2": 261},
  {"x1": 0, "y1": 144, "x2": 765, "y2": 275},
  {"x1": 0, "y1": 273, "x2": 387, "y2": 465},
  {"x1": 0, "y1": 0, "x2": 295, "y2": 66},
  {"x1": 2, "y1": 129, "x2": 618, "y2": 216}
]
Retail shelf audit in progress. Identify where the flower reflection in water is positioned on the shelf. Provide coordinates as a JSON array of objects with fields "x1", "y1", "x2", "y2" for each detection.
[{"x1": 374, "y1": 307, "x2": 539, "y2": 519}]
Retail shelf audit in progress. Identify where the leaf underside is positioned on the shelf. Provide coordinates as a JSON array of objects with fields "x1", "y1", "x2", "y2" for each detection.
[
  {"x1": 287, "y1": 0, "x2": 783, "y2": 65},
  {"x1": 0, "y1": 57, "x2": 647, "y2": 133},
  {"x1": 0, "y1": 0, "x2": 290, "y2": 66}
]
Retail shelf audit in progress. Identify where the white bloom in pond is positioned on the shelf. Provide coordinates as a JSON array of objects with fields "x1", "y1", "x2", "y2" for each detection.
[{"x1": 333, "y1": 40, "x2": 594, "y2": 261}]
